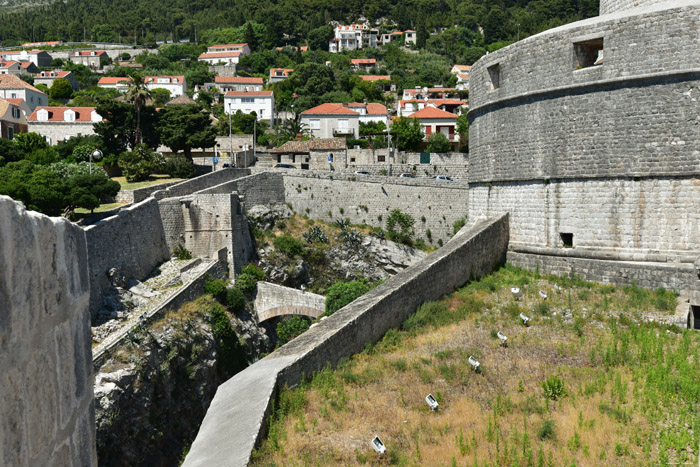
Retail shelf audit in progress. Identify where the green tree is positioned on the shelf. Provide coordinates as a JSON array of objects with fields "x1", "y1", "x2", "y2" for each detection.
[
  {"x1": 426, "y1": 132, "x2": 451, "y2": 153},
  {"x1": 64, "y1": 173, "x2": 120, "y2": 213},
  {"x1": 13, "y1": 132, "x2": 49, "y2": 155},
  {"x1": 158, "y1": 104, "x2": 216, "y2": 161},
  {"x1": 91, "y1": 24, "x2": 118, "y2": 42},
  {"x1": 48, "y1": 78, "x2": 74, "y2": 100},
  {"x1": 392, "y1": 117, "x2": 424, "y2": 151},
  {"x1": 324, "y1": 280, "x2": 371, "y2": 316},
  {"x1": 125, "y1": 73, "x2": 152, "y2": 146},
  {"x1": 118, "y1": 144, "x2": 164, "y2": 182},
  {"x1": 149, "y1": 88, "x2": 171, "y2": 107},
  {"x1": 276, "y1": 316, "x2": 310, "y2": 345},
  {"x1": 457, "y1": 112, "x2": 469, "y2": 150},
  {"x1": 307, "y1": 25, "x2": 333, "y2": 51},
  {"x1": 386, "y1": 209, "x2": 415, "y2": 245}
]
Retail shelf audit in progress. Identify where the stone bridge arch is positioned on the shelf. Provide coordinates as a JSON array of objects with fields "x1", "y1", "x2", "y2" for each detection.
[{"x1": 253, "y1": 281, "x2": 326, "y2": 323}]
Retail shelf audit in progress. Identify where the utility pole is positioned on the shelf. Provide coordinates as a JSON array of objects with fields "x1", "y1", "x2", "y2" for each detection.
[
  {"x1": 228, "y1": 105, "x2": 233, "y2": 166},
  {"x1": 252, "y1": 117, "x2": 256, "y2": 167}
]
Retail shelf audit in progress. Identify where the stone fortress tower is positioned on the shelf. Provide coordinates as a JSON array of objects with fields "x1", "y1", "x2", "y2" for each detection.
[{"x1": 467, "y1": 0, "x2": 700, "y2": 324}]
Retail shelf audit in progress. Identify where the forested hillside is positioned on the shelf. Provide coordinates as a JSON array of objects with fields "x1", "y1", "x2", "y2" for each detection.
[{"x1": 0, "y1": 0, "x2": 597, "y2": 54}]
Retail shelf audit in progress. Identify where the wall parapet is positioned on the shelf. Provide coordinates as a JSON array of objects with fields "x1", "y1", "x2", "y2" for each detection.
[
  {"x1": 183, "y1": 213, "x2": 509, "y2": 467},
  {"x1": 152, "y1": 168, "x2": 251, "y2": 200}
]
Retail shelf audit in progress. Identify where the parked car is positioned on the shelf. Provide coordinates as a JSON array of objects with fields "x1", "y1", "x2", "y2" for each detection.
[
  {"x1": 435, "y1": 175, "x2": 455, "y2": 182},
  {"x1": 354, "y1": 170, "x2": 372, "y2": 175},
  {"x1": 274, "y1": 163, "x2": 297, "y2": 169},
  {"x1": 398, "y1": 173, "x2": 416, "y2": 178},
  {"x1": 223, "y1": 163, "x2": 233, "y2": 168}
]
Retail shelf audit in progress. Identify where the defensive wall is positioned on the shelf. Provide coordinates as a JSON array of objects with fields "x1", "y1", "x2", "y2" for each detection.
[
  {"x1": 183, "y1": 213, "x2": 509, "y2": 467},
  {"x1": 0, "y1": 196, "x2": 96, "y2": 466},
  {"x1": 467, "y1": 0, "x2": 700, "y2": 296},
  {"x1": 253, "y1": 281, "x2": 326, "y2": 323}
]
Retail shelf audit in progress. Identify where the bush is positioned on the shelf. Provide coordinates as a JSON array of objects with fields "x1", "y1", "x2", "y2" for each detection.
[
  {"x1": 226, "y1": 288, "x2": 246, "y2": 312},
  {"x1": 303, "y1": 225, "x2": 328, "y2": 243},
  {"x1": 386, "y1": 209, "x2": 415, "y2": 245},
  {"x1": 325, "y1": 280, "x2": 371, "y2": 316},
  {"x1": 235, "y1": 264, "x2": 265, "y2": 293},
  {"x1": 205, "y1": 303, "x2": 246, "y2": 376},
  {"x1": 276, "y1": 316, "x2": 311, "y2": 345},
  {"x1": 205, "y1": 279, "x2": 228, "y2": 301},
  {"x1": 173, "y1": 243, "x2": 192, "y2": 260},
  {"x1": 453, "y1": 218, "x2": 466, "y2": 235},
  {"x1": 118, "y1": 144, "x2": 164, "y2": 182},
  {"x1": 538, "y1": 420, "x2": 555, "y2": 440},
  {"x1": 425, "y1": 132, "x2": 451, "y2": 153},
  {"x1": 164, "y1": 154, "x2": 195, "y2": 179},
  {"x1": 273, "y1": 235, "x2": 304, "y2": 257},
  {"x1": 542, "y1": 375, "x2": 566, "y2": 400}
]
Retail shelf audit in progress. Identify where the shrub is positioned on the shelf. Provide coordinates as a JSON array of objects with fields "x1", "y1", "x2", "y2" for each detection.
[
  {"x1": 386, "y1": 209, "x2": 415, "y2": 245},
  {"x1": 425, "y1": 132, "x2": 451, "y2": 153},
  {"x1": 235, "y1": 264, "x2": 265, "y2": 293},
  {"x1": 173, "y1": 243, "x2": 192, "y2": 260},
  {"x1": 325, "y1": 280, "x2": 371, "y2": 316},
  {"x1": 338, "y1": 228, "x2": 362, "y2": 246},
  {"x1": 276, "y1": 316, "x2": 311, "y2": 345},
  {"x1": 303, "y1": 226, "x2": 328, "y2": 244},
  {"x1": 453, "y1": 218, "x2": 466, "y2": 235},
  {"x1": 118, "y1": 144, "x2": 164, "y2": 182},
  {"x1": 273, "y1": 235, "x2": 304, "y2": 257},
  {"x1": 204, "y1": 279, "x2": 228, "y2": 301},
  {"x1": 164, "y1": 154, "x2": 195, "y2": 179},
  {"x1": 205, "y1": 303, "x2": 246, "y2": 375},
  {"x1": 226, "y1": 288, "x2": 246, "y2": 312},
  {"x1": 538, "y1": 420, "x2": 555, "y2": 440},
  {"x1": 542, "y1": 375, "x2": 566, "y2": 400}
]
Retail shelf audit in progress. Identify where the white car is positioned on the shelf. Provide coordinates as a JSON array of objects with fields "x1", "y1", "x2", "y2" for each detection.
[{"x1": 435, "y1": 175, "x2": 455, "y2": 182}]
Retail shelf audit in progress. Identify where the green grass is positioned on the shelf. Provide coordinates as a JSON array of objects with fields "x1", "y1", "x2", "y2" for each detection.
[
  {"x1": 112, "y1": 174, "x2": 182, "y2": 190},
  {"x1": 74, "y1": 202, "x2": 126, "y2": 214}
]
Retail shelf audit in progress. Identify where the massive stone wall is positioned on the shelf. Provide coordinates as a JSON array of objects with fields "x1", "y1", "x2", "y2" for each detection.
[
  {"x1": 198, "y1": 172, "x2": 286, "y2": 208},
  {"x1": 183, "y1": 214, "x2": 509, "y2": 467},
  {"x1": 152, "y1": 168, "x2": 251, "y2": 199},
  {"x1": 84, "y1": 198, "x2": 171, "y2": 318},
  {"x1": 0, "y1": 196, "x2": 96, "y2": 466},
  {"x1": 599, "y1": 0, "x2": 672, "y2": 14},
  {"x1": 283, "y1": 172, "x2": 470, "y2": 243}
]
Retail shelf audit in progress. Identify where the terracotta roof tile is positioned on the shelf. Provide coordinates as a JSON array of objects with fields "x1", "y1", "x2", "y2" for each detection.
[
  {"x1": 0, "y1": 74, "x2": 44, "y2": 93},
  {"x1": 301, "y1": 103, "x2": 359, "y2": 115},
  {"x1": 199, "y1": 51, "x2": 241, "y2": 59},
  {"x1": 215, "y1": 76, "x2": 263, "y2": 84},
  {"x1": 359, "y1": 75, "x2": 390, "y2": 82},
  {"x1": 28, "y1": 106, "x2": 99, "y2": 122},
  {"x1": 98, "y1": 77, "x2": 132, "y2": 85},
  {"x1": 410, "y1": 107, "x2": 458, "y2": 119},
  {"x1": 224, "y1": 91, "x2": 273, "y2": 97}
]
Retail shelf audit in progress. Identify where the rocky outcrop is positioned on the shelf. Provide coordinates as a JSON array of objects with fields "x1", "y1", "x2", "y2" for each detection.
[{"x1": 246, "y1": 203, "x2": 293, "y2": 231}]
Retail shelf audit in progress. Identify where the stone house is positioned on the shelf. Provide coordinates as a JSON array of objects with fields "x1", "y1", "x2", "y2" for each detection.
[
  {"x1": 0, "y1": 97, "x2": 28, "y2": 139},
  {"x1": 0, "y1": 74, "x2": 48, "y2": 111},
  {"x1": 69, "y1": 50, "x2": 108, "y2": 69},
  {"x1": 28, "y1": 106, "x2": 102, "y2": 144},
  {"x1": 34, "y1": 70, "x2": 80, "y2": 92},
  {"x1": 270, "y1": 137, "x2": 347, "y2": 170},
  {"x1": 301, "y1": 103, "x2": 360, "y2": 139},
  {"x1": 0, "y1": 60, "x2": 22, "y2": 75}
]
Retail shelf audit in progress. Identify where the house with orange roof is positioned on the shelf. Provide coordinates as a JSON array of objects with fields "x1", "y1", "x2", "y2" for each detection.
[
  {"x1": 359, "y1": 75, "x2": 394, "y2": 91},
  {"x1": 269, "y1": 68, "x2": 293, "y2": 84},
  {"x1": 329, "y1": 24, "x2": 379, "y2": 53},
  {"x1": 409, "y1": 106, "x2": 459, "y2": 147},
  {"x1": 69, "y1": 50, "x2": 109, "y2": 69},
  {"x1": 345, "y1": 102, "x2": 388, "y2": 125},
  {"x1": 301, "y1": 103, "x2": 361, "y2": 139},
  {"x1": 207, "y1": 43, "x2": 251, "y2": 55},
  {"x1": 275, "y1": 45, "x2": 308, "y2": 53},
  {"x1": 0, "y1": 61, "x2": 22, "y2": 75},
  {"x1": 19, "y1": 61, "x2": 40, "y2": 74},
  {"x1": 144, "y1": 75, "x2": 186, "y2": 97},
  {"x1": 351, "y1": 58, "x2": 377, "y2": 72},
  {"x1": 22, "y1": 41, "x2": 62, "y2": 48},
  {"x1": 1, "y1": 50, "x2": 52, "y2": 67},
  {"x1": 27, "y1": 106, "x2": 102, "y2": 144},
  {"x1": 223, "y1": 90, "x2": 275, "y2": 124},
  {"x1": 0, "y1": 98, "x2": 28, "y2": 139},
  {"x1": 97, "y1": 76, "x2": 133, "y2": 92},
  {"x1": 34, "y1": 70, "x2": 80, "y2": 92},
  {"x1": 0, "y1": 74, "x2": 48, "y2": 111},
  {"x1": 213, "y1": 76, "x2": 263, "y2": 93},
  {"x1": 198, "y1": 51, "x2": 242, "y2": 66}
]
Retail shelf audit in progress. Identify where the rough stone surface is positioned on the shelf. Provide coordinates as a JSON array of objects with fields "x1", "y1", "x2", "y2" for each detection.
[
  {"x1": 183, "y1": 214, "x2": 509, "y2": 467},
  {"x1": 0, "y1": 196, "x2": 96, "y2": 466},
  {"x1": 254, "y1": 281, "x2": 326, "y2": 322}
]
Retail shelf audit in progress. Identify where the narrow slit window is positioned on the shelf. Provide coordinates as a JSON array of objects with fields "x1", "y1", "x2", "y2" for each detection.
[
  {"x1": 487, "y1": 64, "x2": 500, "y2": 91},
  {"x1": 574, "y1": 38, "x2": 604, "y2": 69},
  {"x1": 560, "y1": 232, "x2": 573, "y2": 248}
]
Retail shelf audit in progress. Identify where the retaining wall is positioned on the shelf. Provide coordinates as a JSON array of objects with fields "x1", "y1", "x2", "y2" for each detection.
[
  {"x1": 0, "y1": 196, "x2": 96, "y2": 466},
  {"x1": 183, "y1": 213, "x2": 509, "y2": 467}
]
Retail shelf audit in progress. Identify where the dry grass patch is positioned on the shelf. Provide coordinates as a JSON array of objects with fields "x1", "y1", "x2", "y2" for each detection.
[{"x1": 252, "y1": 265, "x2": 697, "y2": 466}]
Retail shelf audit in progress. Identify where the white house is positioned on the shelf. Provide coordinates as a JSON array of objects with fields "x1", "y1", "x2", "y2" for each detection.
[
  {"x1": 410, "y1": 106, "x2": 459, "y2": 147},
  {"x1": 350, "y1": 58, "x2": 377, "y2": 72},
  {"x1": 0, "y1": 74, "x2": 48, "y2": 111},
  {"x1": 269, "y1": 68, "x2": 293, "y2": 84},
  {"x1": 97, "y1": 77, "x2": 132, "y2": 93},
  {"x1": 207, "y1": 43, "x2": 251, "y2": 55},
  {"x1": 329, "y1": 24, "x2": 378, "y2": 53},
  {"x1": 213, "y1": 76, "x2": 263, "y2": 93},
  {"x1": 1, "y1": 50, "x2": 52, "y2": 67},
  {"x1": 346, "y1": 102, "x2": 388, "y2": 125},
  {"x1": 198, "y1": 51, "x2": 241, "y2": 66},
  {"x1": 404, "y1": 30, "x2": 417, "y2": 45},
  {"x1": 27, "y1": 106, "x2": 102, "y2": 144},
  {"x1": 301, "y1": 103, "x2": 360, "y2": 139},
  {"x1": 399, "y1": 99, "x2": 465, "y2": 117},
  {"x1": 450, "y1": 65, "x2": 472, "y2": 75},
  {"x1": 34, "y1": 71, "x2": 80, "y2": 92},
  {"x1": 224, "y1": 90, "x2": 275, "y2": 124},
  {"x1": 144, "y1": 75, "x2": 186, "y2": 97}
]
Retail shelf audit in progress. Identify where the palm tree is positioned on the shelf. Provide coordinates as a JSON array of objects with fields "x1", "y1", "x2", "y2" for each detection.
[{"x1": 126, "y1": 73, "x2": 151, "y2": 146}]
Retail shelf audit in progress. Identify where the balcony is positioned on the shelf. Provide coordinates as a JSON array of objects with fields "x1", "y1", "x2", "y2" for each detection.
[{"x1": 333, "y1": 128, "x2": 355, "y2": 137}]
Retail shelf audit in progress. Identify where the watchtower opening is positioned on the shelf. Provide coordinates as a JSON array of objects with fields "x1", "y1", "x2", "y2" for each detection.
[
  {"x1": 689, "y1": 306, "x2": 700, "y2": 330},
  {"x1": 560, "y1": 232, "x2": 573, "y2": 248},
  {"x1": 487, "y1": 64, "x2": 500, "y2": 91},
  {"x1": 574, "y1": 38, "x2": 604, "y2": 69}
]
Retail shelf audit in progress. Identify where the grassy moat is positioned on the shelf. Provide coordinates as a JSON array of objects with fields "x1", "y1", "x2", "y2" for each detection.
[{"x1": 251, "y1": 265, "x2": 698, "y2": 466}]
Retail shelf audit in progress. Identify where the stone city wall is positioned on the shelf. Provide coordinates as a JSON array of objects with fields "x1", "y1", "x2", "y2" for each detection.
[
  {"x1": 282, "y1": 171, "x2": 470, "y2": 243},
  {"x1": 197, "y1": 172, "x2": 286, "y2": 209},
  {"x1": 115, "y1": 180, "x2": 182, "y2": 204},
  {"x1": 599, "y1": 0, "x2": 672, "y2": 14},
  {"x1": 183, "y1": 214, "x2": 509, "y2": 467},
  {"x1": 346, "y1": 164, "x2": 469, "y2": 181},
  {"x1": 0, "y1": 196, "x2": 96, "y2": 466},
  {"x1": 254, "y1": 282, "x2": 326, "y2": 323},
  {"x1": 84, "y1": 198, "x2": 171, "y2": 319},
  {"x1": 469, "y1": 177, "x2": 700, "y2": 256},
  {"x1": 152, "y1": 168, "x2": 251, "y2": 200}
]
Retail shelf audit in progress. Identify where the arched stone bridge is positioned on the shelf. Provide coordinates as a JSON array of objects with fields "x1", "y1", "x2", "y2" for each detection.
[{"x1": 253, "y1": 281, "x2": 326, "y2": 323}]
